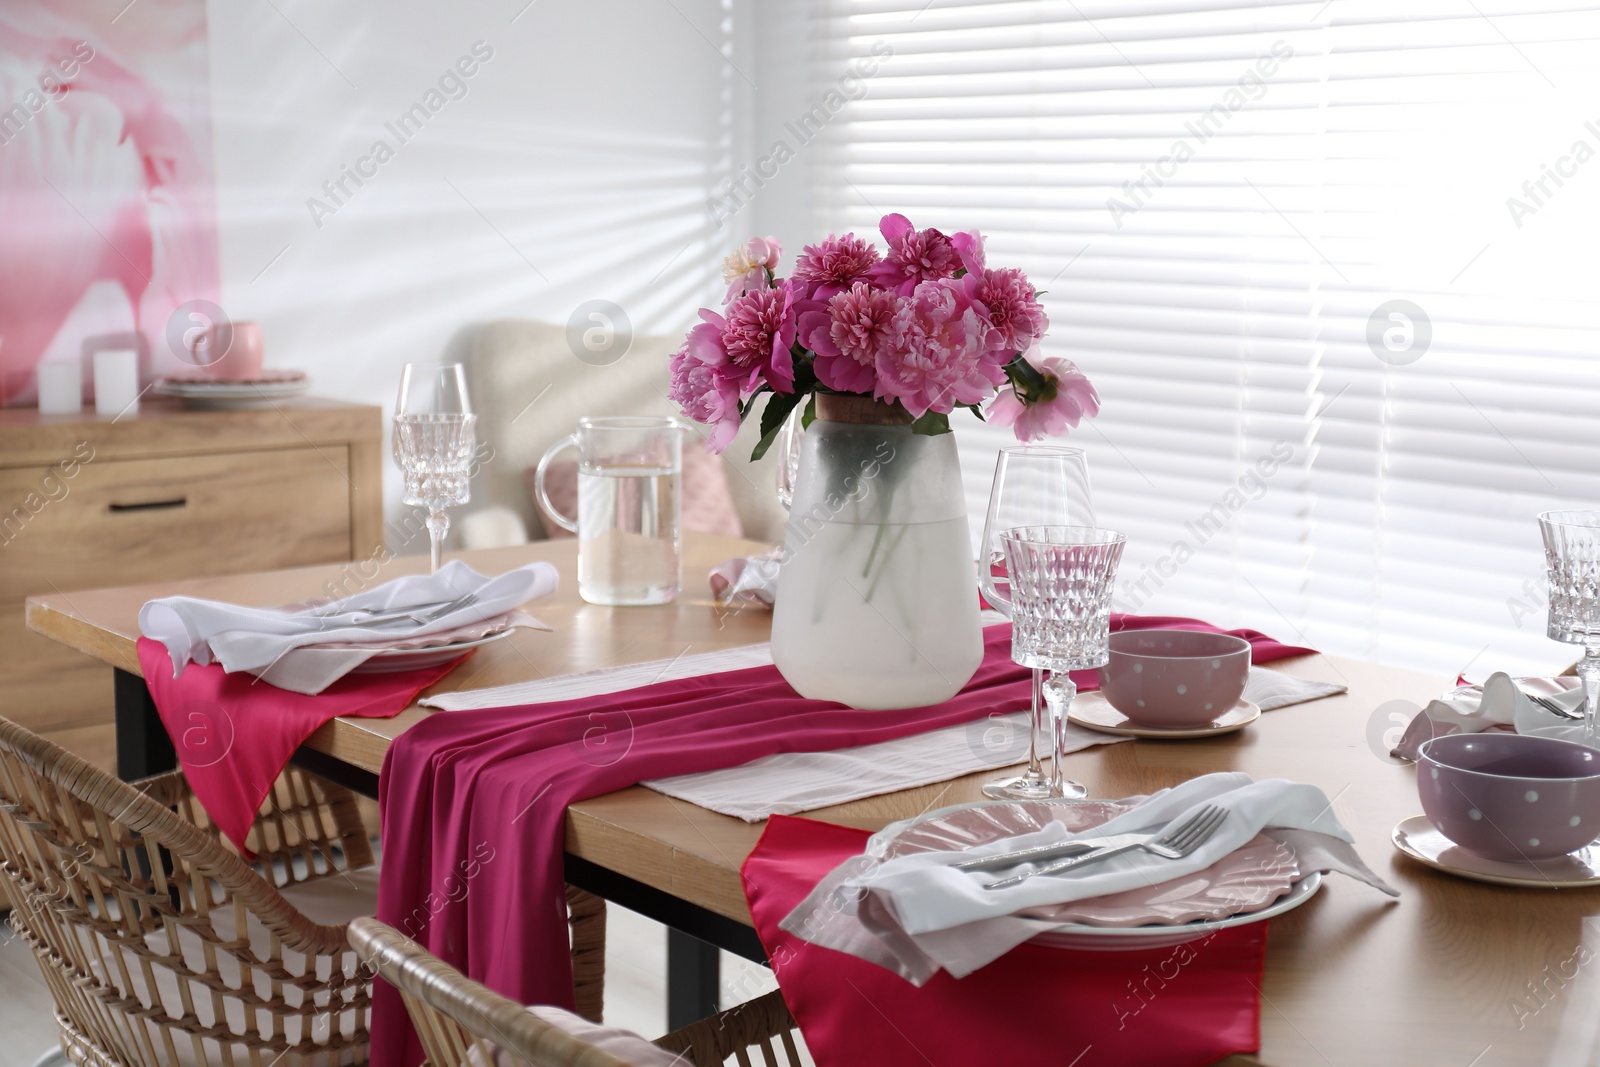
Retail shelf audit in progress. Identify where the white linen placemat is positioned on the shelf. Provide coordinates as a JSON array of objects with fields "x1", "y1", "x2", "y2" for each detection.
[{"x1": 420, "y1": 625, "x2": 1345, "y2": 822}]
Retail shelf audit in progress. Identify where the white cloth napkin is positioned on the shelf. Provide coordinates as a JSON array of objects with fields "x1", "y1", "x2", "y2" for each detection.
[
  {"x1": 783, "y1": 772, "x2": 1397, "y2": 983},
  {"x1": 139, "y1": 560, "x2": 558, "y2": 695},
  {"x1": 708, "y1": 550, "x2": 781, "y2": 610},
  {"x1": 1391, "y1": 673, "x2": 1584, "y2": 760}
]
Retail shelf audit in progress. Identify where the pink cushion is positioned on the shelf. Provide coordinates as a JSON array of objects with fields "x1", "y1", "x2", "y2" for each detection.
[{"x1": 525, "y1": 446, "x2": 743, "y2": 540}]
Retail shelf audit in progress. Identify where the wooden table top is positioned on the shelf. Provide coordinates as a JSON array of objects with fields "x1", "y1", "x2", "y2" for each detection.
[{"x1": 26, "y1": 532, "x2": 1600, "y2": 1065}]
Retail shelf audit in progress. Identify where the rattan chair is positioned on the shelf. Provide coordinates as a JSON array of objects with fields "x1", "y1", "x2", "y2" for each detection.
[
  {"x1": 348, "y1": 917, "x2": 803, "y2": 1067},
  {"x1": 0, "y1": 718, "x2": 608, "y2": 1066}
]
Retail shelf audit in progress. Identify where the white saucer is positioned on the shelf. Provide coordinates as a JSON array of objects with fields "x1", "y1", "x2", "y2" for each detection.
[
  {"x1": 155, "y1": 376, "x2": 311, "y2": 408},
  {"x1": 1391, "y1": 815, "x2": 1600, "y2": 888},
  {"x1": 1068, "y1": 692, "x2": 1260, "y2": 738}
]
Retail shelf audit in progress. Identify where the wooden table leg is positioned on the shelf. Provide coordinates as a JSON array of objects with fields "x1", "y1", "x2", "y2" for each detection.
[
  {"x1": 114, "y1": 668, "x2": 174, "y2": 781},
  {"x1": 667, "y1": 928, "x2": 721, "y2": 1031}
]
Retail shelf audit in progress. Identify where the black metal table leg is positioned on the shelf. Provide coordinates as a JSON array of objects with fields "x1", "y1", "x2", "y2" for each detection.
[
  {"x1": 667, "y1": 928, "x2": 722, "y2": 1030},
  {"x1": 114, "y1": 667, "x2": 174, "y2": 781}
]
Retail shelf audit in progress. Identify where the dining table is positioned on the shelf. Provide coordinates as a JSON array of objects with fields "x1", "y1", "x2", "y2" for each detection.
[{"x1": 24, "y1": 529, "x2": 1600, "y2": 1066}]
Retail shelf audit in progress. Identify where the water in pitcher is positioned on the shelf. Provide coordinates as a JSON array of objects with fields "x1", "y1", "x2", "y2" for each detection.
[
  {"x1": 577, "y1": 464, "x2": 681, "y2": 605},
  {"x1": 771, "y1": 515, "x2": 984, "y2": 708}
]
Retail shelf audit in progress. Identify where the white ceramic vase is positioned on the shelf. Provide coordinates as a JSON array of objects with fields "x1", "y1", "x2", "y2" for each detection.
[{"x1": 770, "y1": 395, "x2": 983, "y2": 709}]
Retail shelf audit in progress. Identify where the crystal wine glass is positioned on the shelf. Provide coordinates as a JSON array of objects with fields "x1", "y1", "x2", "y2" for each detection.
[
  {"x1": 979, "y1": 447, "x2": 1095, "y2": 799},
  {"x1": 394, "y1": 363, "x2": 476, "y2": 573},
  {"x1": 1000, "y1": 525, "x2": 1125, "y2": 789},
  {"x1": 1540, "y1": 510, "x2": 1600, "y2": 746}
]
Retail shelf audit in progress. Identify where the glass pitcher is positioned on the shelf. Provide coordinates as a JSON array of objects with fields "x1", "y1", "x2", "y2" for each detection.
[{"x1": 535, "y1": 416, "x2": 684, "y2": 605}]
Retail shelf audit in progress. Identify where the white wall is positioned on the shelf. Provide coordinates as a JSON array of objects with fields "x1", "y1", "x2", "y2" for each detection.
[{"x1": 204, "y1": 0, "x2": 753, "y2": 541}]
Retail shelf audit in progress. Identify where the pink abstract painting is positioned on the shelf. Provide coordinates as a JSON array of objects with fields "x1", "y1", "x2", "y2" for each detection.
[{"x1": 0, "y1": 0, "x2": 219, "y2": 405}]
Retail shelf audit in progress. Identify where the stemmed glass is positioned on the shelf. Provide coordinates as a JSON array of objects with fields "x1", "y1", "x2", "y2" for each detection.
[
  {"x1": 979, "y1": 447, "x2": 1095, "y2": 799},
  {"x1": 1540, "y1": 510, "x2": 1600, "y2": 746},
  {"x1": 394, "y1": 363, "x2": 476, "y2": 573},
  {"x1": 992, "y1": 527, "x2": 1124, "y2": 800}
]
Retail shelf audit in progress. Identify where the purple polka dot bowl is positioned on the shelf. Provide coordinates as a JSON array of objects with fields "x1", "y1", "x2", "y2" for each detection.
[
  {"x1": 1417, "y1": 733, "x2": 1600, "y2": 862},
  {"x1": 1095, "y1": 629, "x2": 1251, "y2": 728}
]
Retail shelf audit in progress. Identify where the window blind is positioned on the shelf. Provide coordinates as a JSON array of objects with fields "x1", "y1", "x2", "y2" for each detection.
[{"x1": 783, "y1": 0, "x2": 1600, "y2": 676}]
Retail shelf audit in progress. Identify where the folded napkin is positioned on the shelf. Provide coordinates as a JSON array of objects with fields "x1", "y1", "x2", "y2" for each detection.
[
  {"x1": 708, "y1": 550, "x2": 781, "y2": 610},
  {"x1": 1391, "y1": 673, "x2": 1585, "y2": 760},
  {"x1": 140, "y1": 561, "x2": 557, "y2": 695},
  {"x1": 745, "y1": 817, "x2": 1270, "y2": 1067},
  {"x1": 784, "y1": 771, "x2": 1398, "y2": 984},
  {"x1": 135, "y1": 637, "x2": 460, "y2": 854}
]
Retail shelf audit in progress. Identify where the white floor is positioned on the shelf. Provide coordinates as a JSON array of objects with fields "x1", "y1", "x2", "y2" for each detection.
[
  {"x1": 0, "y1": 921, "x2": 70, "y2": 1066},
  {"x1": 1, "y1": 907, "x2": 811, "y2": 1066}
]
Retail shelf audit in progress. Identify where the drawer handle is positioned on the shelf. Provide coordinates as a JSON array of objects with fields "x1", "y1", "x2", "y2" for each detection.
[{"x1": 108, "y1": 497, "x2": 188, "y2": 513}]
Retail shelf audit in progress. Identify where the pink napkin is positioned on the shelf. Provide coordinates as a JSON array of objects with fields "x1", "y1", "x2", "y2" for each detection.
[
  {"x1": 135, "y1": 637, "x2": 461, "y2": 855},
  {"x1": 372, "y1": 616, "x2": 1314, "y2": 1066},
  {"x1": 743, "y1": 816, "x2": 1268, "y2": 1067}
]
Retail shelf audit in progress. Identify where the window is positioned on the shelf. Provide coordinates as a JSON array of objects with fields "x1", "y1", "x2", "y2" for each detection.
[{"x1": 780, "y1": 0, "x2": 1600, "y2": 675}]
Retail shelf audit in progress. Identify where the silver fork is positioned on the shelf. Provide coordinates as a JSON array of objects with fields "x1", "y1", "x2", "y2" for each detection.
[
  {"x1": 982, "y1": 803, "x2": 1228, "y2": 891},
  {"x1": 309, "y1": 597, "x2": 454, "y2": 619},
  {"x1": 1526, "y1": 691, "x2": 1584, "y2": 720},
  {"x1": 320, "y1": 592, "x2": 478, "y2": 629}
]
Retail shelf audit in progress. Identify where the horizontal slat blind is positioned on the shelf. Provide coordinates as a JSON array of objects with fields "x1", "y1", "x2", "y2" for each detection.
[{"x1": 792, "y1": 0, "x2": 1600, "y2": 676}]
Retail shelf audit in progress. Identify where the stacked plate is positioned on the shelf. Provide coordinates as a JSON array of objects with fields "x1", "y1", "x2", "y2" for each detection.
[
  {"x1": 872, "y1": 798, "x2": 1321, "y2": 950},
  {"x1": 290, "y1": 608, "x2": 527, "y2": 672},
  {"x1": 155, "y1": 370, "x2": 311, "y2": 408}
]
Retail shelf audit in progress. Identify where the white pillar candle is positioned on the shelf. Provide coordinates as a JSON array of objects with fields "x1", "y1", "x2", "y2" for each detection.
[
  {"x1": 36, "y1": 361, "x2": 83, "y2": 415},
  {"x1": 93, "y1": 349, "x2": 140, "y2": 417}
]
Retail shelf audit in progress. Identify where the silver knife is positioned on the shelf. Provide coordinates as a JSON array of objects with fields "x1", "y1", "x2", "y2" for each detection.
[{"x1": 950, "y1": 831, "x2": 1154, "y2": 873}]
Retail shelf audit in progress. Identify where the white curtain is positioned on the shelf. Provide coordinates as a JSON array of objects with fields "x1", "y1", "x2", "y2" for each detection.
[{"x1": 780, "y1": 0, "x2": 1600, "y2": 675}]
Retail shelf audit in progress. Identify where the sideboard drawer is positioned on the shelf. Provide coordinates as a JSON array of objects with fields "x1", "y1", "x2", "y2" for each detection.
[{"x1": 0, "y1": 447, "x2": 354, "y2": 602}]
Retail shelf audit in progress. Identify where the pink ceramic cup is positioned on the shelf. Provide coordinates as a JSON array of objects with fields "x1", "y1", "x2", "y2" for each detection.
[
  {"x1": 1096, "y1": 629, "x2": 1251, "y2": 727},
  {"x1": 190, "y1": 321, "x2": 265, "y2": 380},
  {"x1": 1417, "y1": 733, "x2": 1600, "y2": 861}
]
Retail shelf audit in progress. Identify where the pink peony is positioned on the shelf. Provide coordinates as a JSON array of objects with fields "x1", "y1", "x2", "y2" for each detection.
[
  {"x1": 791, "y1": 232, "x2": 881, "y2": 301},
  {"x1": 869, "y1": 213, "x2": 962, "y2": 294},
  {"x1": 951, "y1": 230, "x2": 986, "y2": 276},
  {"x1": 797, "y1": 281, "x2": 901, "y2": 394},
  {"x1": 986, "y1": 354, "x2": 1099, "y2": 442},
  {"x1": 876, "y1": 278, "x2": 1004, "y2": 417},
  {"x1": 668, "y1": 341, "x2": 743, "y2": 453},
  {"x1": 721, "y1": 283, "x2": 797, "y2": 393},
  {"x1": 975, "y1": 267, "x2": 1049, "y2": 353},
  {"x1": 722, "y1": 235, "x2": 782, "y2": 304}
]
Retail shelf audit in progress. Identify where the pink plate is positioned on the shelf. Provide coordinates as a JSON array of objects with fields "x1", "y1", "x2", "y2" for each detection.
[
  {"x1": 304, "y1": 610, "x2": 535, "y2": 651},
  {"x1": 881, "y1": 798, "x2": 1300, "y2": 930}
]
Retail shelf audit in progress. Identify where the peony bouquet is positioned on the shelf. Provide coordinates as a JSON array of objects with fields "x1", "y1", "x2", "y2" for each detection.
[{"x1": 669, "y1": 213, "x2": 1099, "y2": 458}]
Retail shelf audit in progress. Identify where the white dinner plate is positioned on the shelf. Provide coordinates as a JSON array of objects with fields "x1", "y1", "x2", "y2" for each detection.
[
  {"x1": 1068, "y1": 692, "x2": 1260, "y2": 739},
  {"x1": 348, "y1": 631, "x2": 513, "y2": 673},
  {"x1": 1391, "y1": 815, "x2": 1600, "y2": 889}
]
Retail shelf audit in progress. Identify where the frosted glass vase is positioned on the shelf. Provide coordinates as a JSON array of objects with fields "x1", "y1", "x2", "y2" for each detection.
[{"x1": 771, "y1": 395, "x2": 983, "y2": 709}]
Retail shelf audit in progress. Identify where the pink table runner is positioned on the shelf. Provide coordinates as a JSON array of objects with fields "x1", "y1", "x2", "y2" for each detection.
[
  {"x1": 744, "y1": 815, "x2": 1268, "y2": 1066},
  {"x1": 373, "y1": 617, "x2": 1311, "y2": 1065},
  {"x1": 135, "y1": 637, "x2": 461, "y2": 855}
]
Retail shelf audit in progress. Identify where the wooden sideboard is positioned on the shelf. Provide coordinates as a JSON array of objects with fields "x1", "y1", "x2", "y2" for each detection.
[{"x1": 0, "y1": 397, "x2": 383, "y2": 770}]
